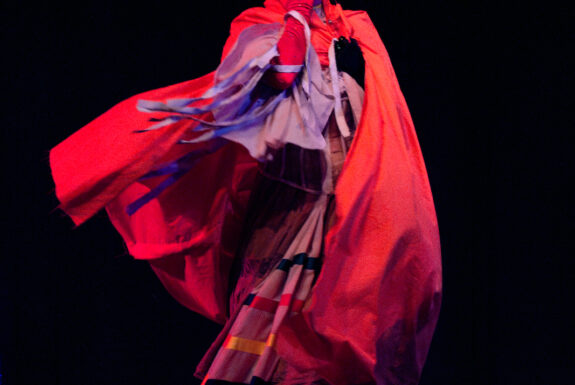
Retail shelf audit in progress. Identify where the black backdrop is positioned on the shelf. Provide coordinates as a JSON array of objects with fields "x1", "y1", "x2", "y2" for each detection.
[{"x1": 1, "y1": 1, "x2": 573, "y2": 384}]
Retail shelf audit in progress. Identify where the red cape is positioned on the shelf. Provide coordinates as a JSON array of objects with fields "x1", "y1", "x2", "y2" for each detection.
[{"x1": 50, "y1": 1, "x2": 442, "y2": 383}]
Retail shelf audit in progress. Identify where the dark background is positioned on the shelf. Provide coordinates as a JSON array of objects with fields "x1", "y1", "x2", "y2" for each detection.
[{"x1": 1, "y1": 0, "x2": 573, "y2": 384}]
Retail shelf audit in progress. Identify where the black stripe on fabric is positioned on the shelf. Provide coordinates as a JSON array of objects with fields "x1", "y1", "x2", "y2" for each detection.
[
  {"x1": 305, "y1": 257, "x2": 321, "y2": 271},
  {"x1": 205, "y1": 376, "x2": 271, "y2": 385},
  {"x1": 293, "y1": 252, "x2": 307, "y2": 265},
  {"x1": 277, "y1": 258, "x2": 294, "y2": 272},
  {"x1": 243, "y1": 293, "x2": 256, "y2": 306},
  {"x1": 276, "y1": 253, "x2": 321, "y2": 272}
]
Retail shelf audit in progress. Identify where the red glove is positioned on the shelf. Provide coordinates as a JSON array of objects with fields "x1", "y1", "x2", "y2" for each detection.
[{"x1": 265, "y1": 0, "x2": 314, "y2": 89}]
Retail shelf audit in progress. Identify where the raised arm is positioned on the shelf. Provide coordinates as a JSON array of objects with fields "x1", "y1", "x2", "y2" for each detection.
[{"x1": 264, "y1": 0, "x2": 314, "y2": 89}]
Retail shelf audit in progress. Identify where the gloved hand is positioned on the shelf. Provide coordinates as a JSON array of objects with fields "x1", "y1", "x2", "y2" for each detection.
[
  {"x1": 265, "y1": 0, "x2": 314, "y2": 89},
  {"x1": 335, "y1": 37, "x2": 366, "y2": 88}
]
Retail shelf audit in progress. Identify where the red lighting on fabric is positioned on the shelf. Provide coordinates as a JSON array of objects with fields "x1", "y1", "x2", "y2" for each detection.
[{"x1": 49, "y1": 0, "x2": 442, "y2": 383}]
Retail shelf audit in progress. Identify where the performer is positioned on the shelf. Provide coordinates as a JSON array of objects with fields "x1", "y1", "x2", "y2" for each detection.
[{"x1": 50, "y1": 0, "x2": 442, "y2": 384}]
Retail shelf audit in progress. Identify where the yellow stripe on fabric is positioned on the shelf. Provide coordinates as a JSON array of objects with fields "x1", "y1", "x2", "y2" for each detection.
[
  {"x1": 224, "y1": 334, "x2": 278, "y2": 355},
  {"x1": 225, "y1": 336, "x2": 266, "y2": 355},
  {"x1": 266, "y1": 333, "x2": 277, "y2": 347}
]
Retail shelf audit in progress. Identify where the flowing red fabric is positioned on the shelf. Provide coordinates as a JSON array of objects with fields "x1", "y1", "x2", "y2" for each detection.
[{"x1": 50, "y1": 0, "x2": 442, "y2": 383}]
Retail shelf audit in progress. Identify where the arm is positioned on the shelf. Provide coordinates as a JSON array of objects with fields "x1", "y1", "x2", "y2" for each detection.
[{"x1": 264, "y1": 0, "x2": 314, "y2": 90}]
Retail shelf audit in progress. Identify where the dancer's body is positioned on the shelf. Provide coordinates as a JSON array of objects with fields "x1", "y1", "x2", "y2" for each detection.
[{"x1": 50, "y1": 1, "x2": 442, "y2": 383}]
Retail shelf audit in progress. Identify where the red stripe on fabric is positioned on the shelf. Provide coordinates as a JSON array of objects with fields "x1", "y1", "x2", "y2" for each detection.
[
  {"x1": 292, "y1": 299, "x2": 305, "y2": 312},
  {"x1": 250, "y1": 295, "x2": 279, "y2": 313},
  {"x1": 280, "y1": 294, "x2": 304, "y2": 312},
  {"x1": 247, "y1": 294, "x2": 304, "y2": 314},
  {"x1": 279, "y1": 294, "x2": 293, "y2": 306}
]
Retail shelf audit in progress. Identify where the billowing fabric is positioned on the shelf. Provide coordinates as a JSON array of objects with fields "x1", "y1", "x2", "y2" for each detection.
[{"x1": 49, "y1": 0, "x2": 442, "y2": 384}]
